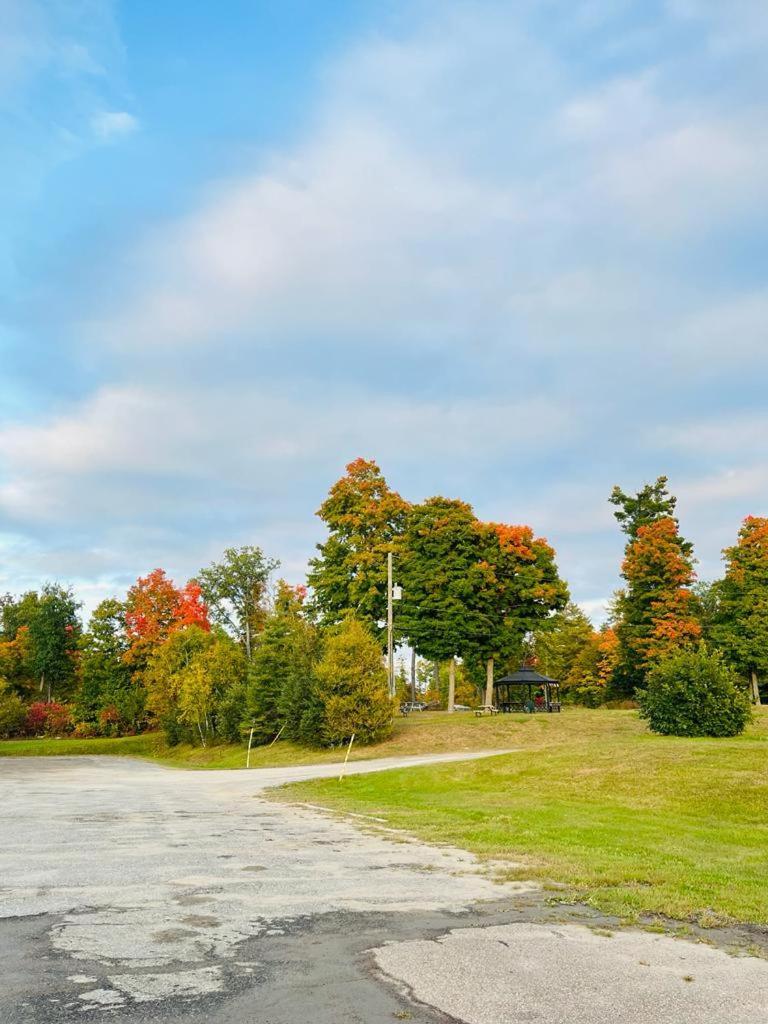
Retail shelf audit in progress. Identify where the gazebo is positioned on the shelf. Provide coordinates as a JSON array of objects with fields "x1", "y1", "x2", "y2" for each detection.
[{"x1": 493, "y1": 665, "x2": 561, "y2": 713}]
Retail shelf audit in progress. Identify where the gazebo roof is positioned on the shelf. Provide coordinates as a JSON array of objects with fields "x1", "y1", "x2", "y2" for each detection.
[{"x1": 495, "y1": 665, "x2": 558, "y2": 685}]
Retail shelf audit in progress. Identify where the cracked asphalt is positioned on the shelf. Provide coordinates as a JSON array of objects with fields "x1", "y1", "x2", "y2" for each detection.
[{"x1": 2, "y1": 754, "x2": 767, "y2": 1023}]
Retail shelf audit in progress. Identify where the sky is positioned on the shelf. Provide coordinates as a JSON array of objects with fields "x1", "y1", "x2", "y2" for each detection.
[{"x1": 1, "y1": 0, "x2": 767, "y2": 623}]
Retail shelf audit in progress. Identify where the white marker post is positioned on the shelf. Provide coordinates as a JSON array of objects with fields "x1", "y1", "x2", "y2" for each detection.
[
  {"x1": 268, "y1": 723, "x2": 285, "y2": 747},
  {"x1": 338, "y1": 733, "x2": 356, "y2": 782},
  {"x1": 246, "y1": 725, "x2": 254, "y2": 769}
]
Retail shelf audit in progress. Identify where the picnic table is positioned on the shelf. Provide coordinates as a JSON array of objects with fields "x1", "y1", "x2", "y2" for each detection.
[{"x1": 474, "y1": 705, "x2": 500, "y2": 717}]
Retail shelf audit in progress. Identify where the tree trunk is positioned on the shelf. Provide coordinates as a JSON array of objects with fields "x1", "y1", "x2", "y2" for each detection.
[
  {"x1": 750, "y1": 669, "x2": 762, "y2": 705},
  {"x1": 447, "y1": 658, "x2": 456, "y2": 713},
  {"x1": 410, "y1": 648, "x2": 417, "y2": 703},
  {"x1": 485, "y1": 657, "x2": 494, "y2": 707},
  {"x1": 245, "y1": 617, "x2": 252, "y2": 661}
]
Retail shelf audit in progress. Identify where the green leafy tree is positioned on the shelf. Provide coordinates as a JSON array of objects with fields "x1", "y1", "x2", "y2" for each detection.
[
  {"x1": 144, "y1": 625, "x2": 212, "y2": 740},
  {"x1": 532, "y1": 602, "x2": 594, "y2": 681},
  {"x1": 399, "y1": 497, "x2": 490, "y2": 710},
  {"x1": 312, "y1": 616, "x2": 393, "y2": 746},
  {"x1": 712, "y1": 516, "x2": 768, "y2": 704},
  {"x1": 27, "y1": 584, "x2": 81, "y2": 703},
  {"x1": 76, "y1": 599, "x2": 140, "y2": 730},
  {"x1": 197, "y1": 546, "x2": 279, "y2": 660},
  {"x1": 308, "y1": 458, "x2": 410, "y2": 642}
]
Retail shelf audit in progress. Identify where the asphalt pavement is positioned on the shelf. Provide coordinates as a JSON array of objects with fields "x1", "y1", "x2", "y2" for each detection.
[{"x1": 1, "y1": 754, "x2": 766, "y2": 1023}]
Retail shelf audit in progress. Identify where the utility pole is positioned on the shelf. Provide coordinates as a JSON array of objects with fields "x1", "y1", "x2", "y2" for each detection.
[
  {"x1": 386, "y1": 551, "x2": 402, "y2": 700},
  {"x1": 387, "y1": 550, "x2": 395, "y2": 698}
]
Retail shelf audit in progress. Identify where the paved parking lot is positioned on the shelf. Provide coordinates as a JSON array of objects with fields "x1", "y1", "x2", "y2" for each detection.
[{"x1": 2, "y1": 755, "x2": 766, "y2": 1023}]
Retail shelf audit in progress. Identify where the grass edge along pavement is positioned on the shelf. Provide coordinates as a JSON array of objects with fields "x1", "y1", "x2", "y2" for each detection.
[
  {"x1": 0, "y1": 709, "x2": 553, "y2": 769},
  {"x1": 276, "y1": 707, "x2": 768, "y2": 930},
  {"x1": 4, "y1": 708, "x2": 767, "y2": 929}
]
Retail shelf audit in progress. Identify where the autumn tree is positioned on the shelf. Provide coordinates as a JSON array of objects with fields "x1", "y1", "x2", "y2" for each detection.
[
  {"x1": 470, "y1": 522, "x2": 569, "y2": 704},
  {"x1": 308, "y1": 458, "x2": 410, "y2": 642},
  {"x1": 712, "y1": 516, "x2": 768, "y2": 704},
  {"x1": 0, "y1": 623, "x2": 34, "y2": 697},
  {"x1": 611, "y1": 479, "x2": 700, "y2": 696},
  {"x1": 197, "y1": 546, "x2": 279, "y2": 659},
  {"x1": 312, "y1": 616, "x2": 393, "y2": 746},
  {"x1": 143, "y1": 625, "x2": 245, "y2": 744},
  {"x1": 124, "y1": 569, "x2": 209, "y2": 672},
  {"x1": 561, "y1": 626, "x2": 619, "y2": 705}
]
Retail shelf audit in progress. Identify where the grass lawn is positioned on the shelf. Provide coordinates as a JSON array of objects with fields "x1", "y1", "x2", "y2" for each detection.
[
  {"x1": 279, "y1": 707, "x2": 768, "y2": 928},
  {"x1": 0, "y1": 709, "x2": 527, "y2": 769}
]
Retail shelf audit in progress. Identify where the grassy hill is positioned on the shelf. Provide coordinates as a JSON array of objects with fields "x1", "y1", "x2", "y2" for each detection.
[{"x1": 280, "y1": 707, "x2": 768, "y2": 929}]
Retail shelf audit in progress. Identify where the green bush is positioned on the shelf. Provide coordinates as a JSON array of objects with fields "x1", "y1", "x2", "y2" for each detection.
[
  {"x1": 0, "y1": 680, "x2": 26, "y2": 738},
  {"x1": 637, "y1": 645, "x2": 751, "y2": 737}
]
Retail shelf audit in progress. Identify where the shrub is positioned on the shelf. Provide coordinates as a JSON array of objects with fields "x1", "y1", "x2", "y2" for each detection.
[
  {"x1": 73, "y1": 721, "x2": 100, "y2": 739},
  {"x1": 43, "y1": 702, "x2": 72, "y2": 736},
  {"x1": 637, "y1": 645, "x2": 751, "y2": 737},
  {"x1": 98, "y1": 705, "x2": 121, "y2": 737},
  {"x1": 25, "y1": 701, "x2": 72, "y2": 737},
  {"x1": 0, "y1": 680, "x2": 26, "y2": 738}
]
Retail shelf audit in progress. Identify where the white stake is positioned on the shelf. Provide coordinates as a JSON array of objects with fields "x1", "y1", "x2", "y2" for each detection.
[
  {"x1": 246, "y1": 726, "x2": 254, "y2": 769},
  {"x1": 268, "y1": 723, "x2": 285, "y2": 748},
  {"x1": 339, "y1": 733, "x2": 356, "y2": 782}
]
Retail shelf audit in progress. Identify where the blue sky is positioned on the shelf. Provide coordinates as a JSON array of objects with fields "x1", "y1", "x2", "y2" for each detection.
[{"x1": 2, "y1": 0, "x2": 767, "y2": 620}]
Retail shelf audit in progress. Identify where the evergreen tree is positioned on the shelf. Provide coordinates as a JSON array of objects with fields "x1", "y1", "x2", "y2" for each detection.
[
  {"x1": 308, "y1": 458, "x2": 410, "y2": 642},
  {"x1": 246, "y1": 583, "x2": 301, "y2": 743},
  {"x1": 609, "y1": 476, "x2": 683, "y2": 541},
  {"x1": 712, "y1": 516, "x2": 768, "y2": 704}
]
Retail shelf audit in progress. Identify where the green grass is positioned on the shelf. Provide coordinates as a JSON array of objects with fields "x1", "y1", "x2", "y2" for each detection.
[
  {"x1": 279, "y1": 708, "x2": 768, "y2": 928},
  {"x1": 0, "y1": 710, "x2": 526, "y2": 769}
]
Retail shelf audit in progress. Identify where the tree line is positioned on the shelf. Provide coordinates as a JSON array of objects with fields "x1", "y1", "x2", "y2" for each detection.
[{"x1": 0, "y1": 461, "x2": 765, "y2": 745}]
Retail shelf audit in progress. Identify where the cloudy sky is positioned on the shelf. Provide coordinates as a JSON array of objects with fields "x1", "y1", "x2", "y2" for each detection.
[{"x1": 2, "y1": 0, "x2": 767, "y2": 621}]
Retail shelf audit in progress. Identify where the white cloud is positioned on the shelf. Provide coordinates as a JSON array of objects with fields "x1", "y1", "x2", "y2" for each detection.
[
  {"x1": 3, "y1": 0, "x2": 768, "y2": 613},
  {"x1": 0, "y1": 383, "x2": 577, "y2": 524},
  {"x1": 91, "y1": 110, "x2": 139, "y2": 140}
]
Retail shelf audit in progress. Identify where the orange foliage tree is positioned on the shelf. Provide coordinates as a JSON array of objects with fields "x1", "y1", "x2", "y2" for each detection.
[
  {"x1": 614, "y1": 516, "x2": 701, "y2": 694},
  {"x1": 124, "y1": 569, "x2": 210, "y2": 671}
]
